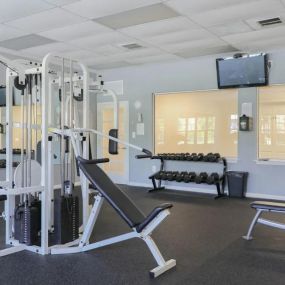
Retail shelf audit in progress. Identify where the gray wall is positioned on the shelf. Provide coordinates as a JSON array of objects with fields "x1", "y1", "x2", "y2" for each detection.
[{"x1": 100, "y1": 50, "x2": 285, "y2": 199}]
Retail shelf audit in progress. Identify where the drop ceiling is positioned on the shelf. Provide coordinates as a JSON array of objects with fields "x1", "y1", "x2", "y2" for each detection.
[{"x1": 0, "y1": 0, "x2": 284, "y2": 69}]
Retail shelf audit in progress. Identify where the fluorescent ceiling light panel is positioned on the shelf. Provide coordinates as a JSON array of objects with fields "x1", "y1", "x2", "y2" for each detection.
[
  {"x1": 63, "y1": 0, "x2": 162, "y2": 19},
  {"x1": 39, "y1": 21, "x2": 112, "y2": 41},
  {"x1": 119, "y1": 16, "x2": 199, "y2": 38},
  {"x1": 5, "y1": 8, "x2": 86, "y2": 33},
  {"x1": 0, "y1": 0, "x2": 54, "y2": 23},
  {"x1": 20, "y1": 42, "x2": 77, "y2": 58},
  {"x1": 93, "y1": 4, "x2": 179, "y2": 29},
  {"x1": 0, "y1": 24, "x2": 28, "y2": 41},
  {"x1": 0, "y1": 34, "x2": 56, "y2": 50}
]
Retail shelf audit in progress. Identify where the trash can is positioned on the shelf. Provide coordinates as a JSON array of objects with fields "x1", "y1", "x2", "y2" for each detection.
[{"x1": 226, "y1": 171, "x2": 248, "y2": 198}]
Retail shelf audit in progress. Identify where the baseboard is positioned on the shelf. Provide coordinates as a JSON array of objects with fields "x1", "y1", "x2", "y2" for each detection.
[
  {"x1": 128, "y1": 181, "x2": 221, "y2": 195},
  {"x1": 245, "y1": 192, "x2": 285, "y2": 201},
  {"x1": 128, "y1": 181, "x2": 285, "y2": 201}
]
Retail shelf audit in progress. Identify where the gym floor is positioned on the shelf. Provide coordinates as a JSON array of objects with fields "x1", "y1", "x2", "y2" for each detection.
[{"x1": 0, "y1": 186, "x2": 285, "y2": 285}]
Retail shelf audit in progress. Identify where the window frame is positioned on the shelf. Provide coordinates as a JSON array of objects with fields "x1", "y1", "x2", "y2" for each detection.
[
  {"x1": 152, "y1": 89, "x2": 239, "y2": 158},
  {"x1": 257, "y1": 84, "x2": 285, "y2": 162}
]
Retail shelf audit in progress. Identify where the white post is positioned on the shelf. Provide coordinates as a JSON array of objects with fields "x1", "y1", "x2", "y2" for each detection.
[
  {"x1": 40, "y1": 53, "x2": 51, "y2": 254},
  {"x1": 5, "y1": 69, "x2": 15, "y2": 244}
]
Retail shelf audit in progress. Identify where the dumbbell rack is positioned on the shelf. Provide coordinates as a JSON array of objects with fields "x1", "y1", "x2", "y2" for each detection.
[{"x1": 148, "y1": 154, "x2": 227, "y2": 199}]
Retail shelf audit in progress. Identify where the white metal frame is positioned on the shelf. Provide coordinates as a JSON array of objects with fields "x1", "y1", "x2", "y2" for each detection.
[{"x1": 243, "y1": 206, "x2": 285, "y2": 240}]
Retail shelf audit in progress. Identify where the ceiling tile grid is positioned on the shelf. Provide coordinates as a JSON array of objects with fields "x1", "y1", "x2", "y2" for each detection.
[{"x1": 0, "y1": 0, "x2": 284, "y2": 69}]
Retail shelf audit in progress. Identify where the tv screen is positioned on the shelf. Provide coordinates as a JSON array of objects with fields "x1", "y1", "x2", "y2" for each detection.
[{"x1": 216, "y1": 54, "x2": 268, "y2": 89}]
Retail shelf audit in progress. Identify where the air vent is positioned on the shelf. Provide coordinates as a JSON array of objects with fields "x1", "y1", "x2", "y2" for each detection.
[
  {"x1": 121, "y1": 43, "x2": 144, "y2": 50},
  {"x1": 258, "y1": 17, "x2": 282, "y2": 26}
]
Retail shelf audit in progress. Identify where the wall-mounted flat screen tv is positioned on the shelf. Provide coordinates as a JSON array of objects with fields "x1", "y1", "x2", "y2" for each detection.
[{"x1": 216, "y1": 54, "x2": 268, "y2": 89}]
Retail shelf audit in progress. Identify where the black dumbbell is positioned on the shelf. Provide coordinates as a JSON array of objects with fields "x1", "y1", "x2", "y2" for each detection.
[
  {"x1": 166, "y1": 171, "x2": 179, "y2": 181},
  {"x1": 203, "y1": 153, "x2": 213, "y2": 162},
  {"x1": 193, "y1": 153, "x2": 204, "y2": 161},
  {"x1": 183, "y1": 172, "x2": 197, "y2": 183},
  {"x1": 195, "y1": 172, "x2": 208, "y2": 184},
  {"x1": 154, "y1": 171, "x2": 163, "y2": 180},
  {"x1": 210, "y1": 153, "x2": 221, "y2": 162},
  {"x1": 175, "y1": 171, "x2": 188, "y2": 182},
  {"x1": 161, "y1": 171, "x2": 169, "y2": 180},
  {"x1": 206, "y1": 173, "x2": 220, "y2": 184}
]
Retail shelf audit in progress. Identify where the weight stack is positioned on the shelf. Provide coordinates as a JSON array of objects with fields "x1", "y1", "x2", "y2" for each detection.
[
  {"x1": 14, "y1": 200, "x2": 41, "y2": 246},
  {"x1": 54, "y1": 196, "x2": 79, "y2": 245}
]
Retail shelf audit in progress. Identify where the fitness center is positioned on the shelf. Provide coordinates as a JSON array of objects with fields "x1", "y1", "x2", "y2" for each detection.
[{"x1": 0, "y1": 0, "x2": 285, "y2": 284}]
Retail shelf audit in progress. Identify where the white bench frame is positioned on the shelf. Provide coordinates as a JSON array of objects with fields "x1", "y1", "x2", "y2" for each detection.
[
  {"x1": 243, "y1": 206, "x2": 285, "y2": 240},
  {"x1": 51, "y1": 194, "x2": 176, "y2": 278}
]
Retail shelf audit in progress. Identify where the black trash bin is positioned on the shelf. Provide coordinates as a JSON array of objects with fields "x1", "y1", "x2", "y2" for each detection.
[{"x1": 226, "y1": 171, "x2": 248, "y2": 198}]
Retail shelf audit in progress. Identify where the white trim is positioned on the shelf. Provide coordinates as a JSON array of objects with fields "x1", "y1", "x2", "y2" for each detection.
[
  {"x1": 128, "y1": 181, "x2": 225, "y2": 195},
  {"x1": 128, "y1": 182, "x2": 285, "y2": 201},
  {"x1": 255, "y1": 159, "x2": 285, "y2": 166},
  {"x1": 245, "y1": 192, "x2": 285, "y2": 201}
]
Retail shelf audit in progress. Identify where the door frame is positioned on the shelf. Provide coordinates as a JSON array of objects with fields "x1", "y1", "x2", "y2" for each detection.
[{"x1": 97, "y1": 101, "x2": 129, "y2": 184}]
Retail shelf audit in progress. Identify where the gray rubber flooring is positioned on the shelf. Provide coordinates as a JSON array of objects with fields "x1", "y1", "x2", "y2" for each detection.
[{"x1": 0, "y1": 186, "x2": 285, "y2": 285}]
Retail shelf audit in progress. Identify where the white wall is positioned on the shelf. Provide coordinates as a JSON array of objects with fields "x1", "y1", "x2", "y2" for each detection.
[{"x1": 100, "y1": 50, "x2": 285, "y2": 199}]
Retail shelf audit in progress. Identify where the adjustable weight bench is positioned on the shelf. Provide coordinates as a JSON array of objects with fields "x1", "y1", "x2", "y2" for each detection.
[
  {"x1": 51, "y1": 157, "x2": 176, "y2": 278},
  {"x1": 243, "y1": 201, "x2": 285, "y2": 240}
]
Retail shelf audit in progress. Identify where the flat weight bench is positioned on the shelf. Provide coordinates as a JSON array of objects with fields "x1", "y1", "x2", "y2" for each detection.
[
  {"x1": 51, "y1": 157, "x2": 176, "y2": 278},
  {"x1": 243, "y1": 201, "x2": 285, "y2": 240}
]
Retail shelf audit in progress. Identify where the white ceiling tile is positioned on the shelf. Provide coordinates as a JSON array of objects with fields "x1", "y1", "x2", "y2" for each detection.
[
  {"x1": 143, "y1": 28, "x2": 214, "y2": 45},
  {"x1": 68, "y1": 31, "x2": 133, "y2": 49},
  {"x1": 92, "y1": 44, "x2": 126, "y2": 56},
  {"x1": 44, "y1": 0, "x2": 80, "y2": 6},
  {"x1": 222, "y1": 26, "x2": 285, "y2": 45},
  {"x1": 166, "y1": 0, "x2": 254, "y2": 15},
  {"x1": 119, "y1": 16, "x2": 199, "y2": 38},
  {"x1": 162, "y1": 38, "x2": 227, "y2": 53},
  {"x1": 39, "y1": 21, "x2": 112, "y2": 41},
  {"x1": 230, "y1": 36, "x2": 285, "y2": 53},
  {"x1": 125, "y1": 53, "x2": 180, "y2": 64},
  {"x1": 63, "y1": 0, "x2": 163, "y2": 19},
  {"x1": 0, "y1": 24, "x2": 28, "y2": 41},
  {"x1": 209, "y1": 22, "x2": 253, "y2": 36},
  {"x1": 174, "y1": 45, "x2": 238, "y2": 58},
  {"x1": 189, "y1": 0, "x2": 285, "y2": 27},
  {"x1": 0, "y1": 0, "x2": 54, "y2": 23},
  {"x1": 20, "y1": 42, "x2": 78, "y2": 58},
  {"x1": 93, "y1": 61, "x2": 130, "y2": 70},
  {"x1": 5, "y1": 8, "x2": 86, "y2": 33},
  {"x1": 63, "y1": 49, "x2": 101, "y2": 60}
]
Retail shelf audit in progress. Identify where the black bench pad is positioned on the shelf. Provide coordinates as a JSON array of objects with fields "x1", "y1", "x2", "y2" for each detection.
[
  {"x1": 251, "y1": 201, "x2": 285, "y2": 211},
  {"x1": 77, "y1": 157, "x2": 172, "y2": 232},
  {"x1": 136, "y1": 203, "x2": 172, "y2": 233}
]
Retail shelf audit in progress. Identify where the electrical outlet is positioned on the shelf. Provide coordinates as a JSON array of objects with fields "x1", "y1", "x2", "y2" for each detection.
[
  {"x1": 132, "y1": 131, "x2": 136, "y2": 139},
  {"x1": 152, "y1": 165, "x2": 157, "y2": 173}
]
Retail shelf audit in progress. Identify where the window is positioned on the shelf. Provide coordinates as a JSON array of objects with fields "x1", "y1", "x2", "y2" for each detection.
[
  {"x1": 259, "y1": 85, "x2": 285, "y2": 159},
  {"x1": 154, "y1": 90, "x2": 238, "y2": 157}
]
